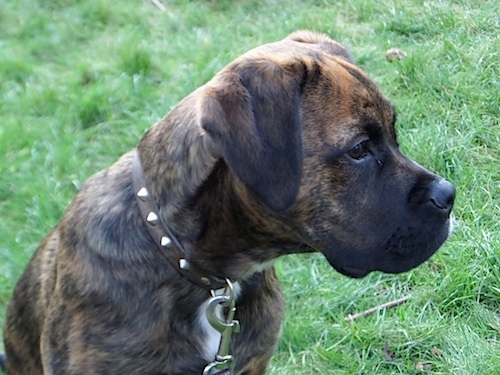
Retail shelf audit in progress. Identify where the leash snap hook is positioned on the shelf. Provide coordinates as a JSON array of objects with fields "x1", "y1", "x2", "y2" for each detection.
[{"x1": 203, "y1": 279, "x2": 240, "y2": 375}]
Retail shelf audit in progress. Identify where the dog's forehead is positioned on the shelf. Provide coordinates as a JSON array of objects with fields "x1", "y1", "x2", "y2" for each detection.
[
  {"x1": 222, "y1": 36, "x2": 396, "y2": 141},
  {"x1": 324, "y1": 62, "x2": 396, "y2": 137},
  {"x1": 314, "y1": 62, "x2": 396, "y2": 144},
  {"x1": 264, "y1": 40, "x2": 396, "y2": 140}
]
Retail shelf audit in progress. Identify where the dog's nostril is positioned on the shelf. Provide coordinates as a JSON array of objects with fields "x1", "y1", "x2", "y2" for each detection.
[{"x1": 429, "y1": 179, "x2": 455, "y2": 213}]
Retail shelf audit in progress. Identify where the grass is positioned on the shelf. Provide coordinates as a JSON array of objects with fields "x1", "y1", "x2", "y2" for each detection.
[{"x1": 0, "y1": 0, "x2": 498, "y2": 373}]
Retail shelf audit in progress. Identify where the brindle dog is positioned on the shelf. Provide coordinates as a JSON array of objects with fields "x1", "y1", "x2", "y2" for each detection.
[{"x1": 2, "y1": 31, "x2": 455, "y2": 374}]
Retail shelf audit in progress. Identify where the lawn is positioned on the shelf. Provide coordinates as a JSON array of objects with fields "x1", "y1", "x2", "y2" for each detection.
[{"x1": 0, "y1": 0, "x2": 498, "y2": 374}]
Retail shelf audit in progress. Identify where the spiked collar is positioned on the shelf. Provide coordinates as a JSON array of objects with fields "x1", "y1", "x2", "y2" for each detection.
[{"x1": 131, "y1": 149, "x2": 228, "y2": 290}]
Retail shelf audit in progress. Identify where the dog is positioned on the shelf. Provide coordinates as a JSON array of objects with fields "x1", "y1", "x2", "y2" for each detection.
[{"x1": 2, "y1": 30, "x2": 455, "y2": 375}]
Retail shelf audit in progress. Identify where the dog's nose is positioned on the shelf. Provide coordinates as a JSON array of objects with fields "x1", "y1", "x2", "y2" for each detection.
[{"x1": 428, "y1": 179, "x2": 455, "y2": 215}]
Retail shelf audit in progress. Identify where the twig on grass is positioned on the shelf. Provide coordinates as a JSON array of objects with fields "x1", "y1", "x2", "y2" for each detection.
[
  {"x1": 150, "y1": 0, "x2": 167, "y2": 12},
  {"x1": 344, "y1": 295, "x2": 411, "y2": 322}
]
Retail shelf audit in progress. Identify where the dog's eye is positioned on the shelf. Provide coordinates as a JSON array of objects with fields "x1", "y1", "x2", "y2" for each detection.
[{"x1": 348, "y1": 140, "x2": 370, "y2": 160}]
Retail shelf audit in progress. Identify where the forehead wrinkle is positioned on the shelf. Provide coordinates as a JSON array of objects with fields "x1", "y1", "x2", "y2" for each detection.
[
  {"x1": 333, "y1": 59, "x2": 396, "y2": 136},
  {"x1": 301, "y1": 52, "x2": 397, "y2": 153}
]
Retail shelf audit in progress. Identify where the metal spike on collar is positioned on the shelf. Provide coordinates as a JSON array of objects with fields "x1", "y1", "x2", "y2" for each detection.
[
  {"x1": 137, "y1": 187, "x2": 149, "y2": 201},
  {"x1": 179, "y1": 258, "x2": 190, "y2": 270},
  {"x1": 161, "y1": 236, "x2": 172, "y2": 248},
  {"x1": 146, "y1": 212, "x2": 159, "y2": 225}
]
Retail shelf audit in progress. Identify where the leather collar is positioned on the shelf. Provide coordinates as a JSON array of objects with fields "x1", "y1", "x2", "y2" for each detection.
[{"x1": 131, "y1": 149, "x2": 228, "y2": 290}]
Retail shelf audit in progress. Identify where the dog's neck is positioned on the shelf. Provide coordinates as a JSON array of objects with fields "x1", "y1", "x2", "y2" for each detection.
[
  {"x1": 137, "y1": 93, "x2": 221, "y2": 224},
  {"x1": 136, "y1": 153, "x2": 305, "y2": 283},
  {"x1": 132, "y1": 150, "x2": 230, "y2": 290},
  {"x1": 181, "y1": 162, "x2": 304, "y2": 279},
  {"x1": 135, "y1": 100, "x2": 306, "y2": 282}
]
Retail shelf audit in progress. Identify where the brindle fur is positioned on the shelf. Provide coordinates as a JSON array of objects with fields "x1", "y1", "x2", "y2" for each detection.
[{"x1": 2, "y1": 31, "x2": 454, "y2": 374}]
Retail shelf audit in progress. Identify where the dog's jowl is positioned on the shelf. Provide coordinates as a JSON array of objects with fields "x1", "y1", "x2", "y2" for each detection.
[{"x1": 2, "y1": 31, "x2": 454, "y2": 375}]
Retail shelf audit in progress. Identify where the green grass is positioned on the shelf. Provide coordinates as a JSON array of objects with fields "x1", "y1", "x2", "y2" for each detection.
[{"x1": 1, "y1": 0, "x2": 498, "y2": 373}]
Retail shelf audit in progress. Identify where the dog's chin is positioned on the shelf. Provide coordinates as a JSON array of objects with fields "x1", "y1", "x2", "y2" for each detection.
[
  {"x1": 331, "y1": 218, "x2": 454, "y2": 279},
  {"x1": 336, "y1": 265, "x2": 371, "y2": 279}
]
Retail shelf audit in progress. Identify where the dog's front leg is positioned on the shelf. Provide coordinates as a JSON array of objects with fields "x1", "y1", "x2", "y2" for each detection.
[{"x1": 230, "y1": 270, "x2": 285, "y2": 375}]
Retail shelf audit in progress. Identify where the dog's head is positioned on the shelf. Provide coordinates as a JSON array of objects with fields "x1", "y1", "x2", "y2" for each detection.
[{"x1": 170, "y1": 31, "x2": 455, "y2": 278}]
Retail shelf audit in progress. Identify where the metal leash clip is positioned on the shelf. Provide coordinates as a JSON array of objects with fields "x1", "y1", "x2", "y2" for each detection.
[{"x1": 203, "y1": 279, "x2": 240, "y2": 375}]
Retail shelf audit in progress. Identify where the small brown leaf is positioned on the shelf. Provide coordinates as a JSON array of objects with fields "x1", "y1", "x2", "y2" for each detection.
[
  {"x1": 385, "y1": 48, "x2": 406, "y2": 61},
  {"x1": 431, "y1": 346, "x2": 444, "y2": 356},
  {"x1": 416, "y1": 362, "x2": 433, "y2": 371}
]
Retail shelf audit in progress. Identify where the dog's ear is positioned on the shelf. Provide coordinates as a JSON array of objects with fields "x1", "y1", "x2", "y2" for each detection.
[
  {"x1": 286, "y1": 30, "x2": 353, "y2": 63},
  {"x1": 200, "y1": 60, "x2": 306, "y2": 212}
]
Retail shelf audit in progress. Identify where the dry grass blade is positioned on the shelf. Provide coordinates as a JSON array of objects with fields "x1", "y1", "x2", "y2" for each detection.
[{"x1": 150, "y1": 0, "x2": 166, "y2": 12}]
